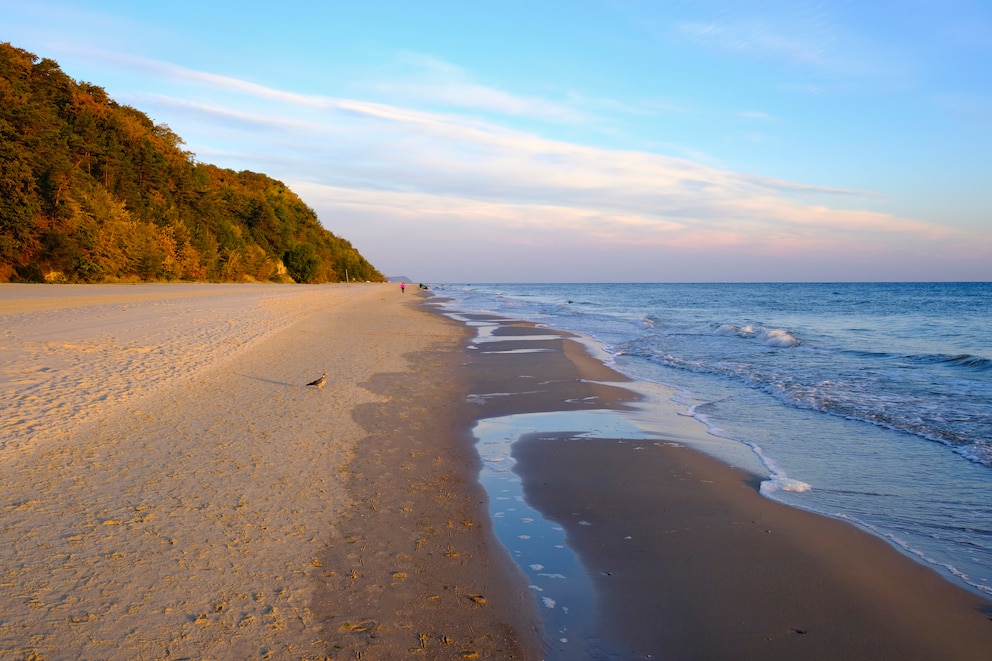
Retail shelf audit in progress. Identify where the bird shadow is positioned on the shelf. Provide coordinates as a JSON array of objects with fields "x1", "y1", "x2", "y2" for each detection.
[{"x1": 235, "y1": 372, "x2": 302, "y2": 388}]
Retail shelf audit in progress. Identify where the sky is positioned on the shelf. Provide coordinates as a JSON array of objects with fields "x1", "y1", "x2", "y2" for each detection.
[{"x1": 3, "y1": 0, "x2": 991, "y2": 282}]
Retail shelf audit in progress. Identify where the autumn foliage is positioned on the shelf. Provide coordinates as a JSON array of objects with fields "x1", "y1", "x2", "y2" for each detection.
[{"x1": 0, "y1": 42, "x2": 384, "y2": 283}]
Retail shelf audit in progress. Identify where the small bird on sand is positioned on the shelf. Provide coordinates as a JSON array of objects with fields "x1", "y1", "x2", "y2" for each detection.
[{"x1": 306, "y1": 372, "x2": 327, "y2": 388}]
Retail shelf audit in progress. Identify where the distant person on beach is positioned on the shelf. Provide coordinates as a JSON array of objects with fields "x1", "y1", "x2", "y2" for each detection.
[
  {"x1": 419, "y1": 283, "x2": 428, "y2": 290},
  {"x1": 400, "y1": 282, "x2": 405, "y2": 293}
]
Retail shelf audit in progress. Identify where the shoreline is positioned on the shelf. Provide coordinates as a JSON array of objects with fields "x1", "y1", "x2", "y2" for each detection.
[
  {"x1": 1, "y1": 283, "x2": 989, "y2": 659},
  {"x1": 445, "y1": 303, "x2": 992, "y2": 658},
  {"x1": 311, "y1": 296, "x2": 543, "y2": 658}
]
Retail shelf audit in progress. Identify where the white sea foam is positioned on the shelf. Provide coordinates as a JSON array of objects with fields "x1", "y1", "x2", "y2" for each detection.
[
  {"x1": 714, "y1": 323, "x2": 799, "y2": 347},
  {"x1": 761, "y1": 329, "x2": 801, "y2": 347},
  {"x1": 688, "y1": 406, "x2": 811, "y2": 495},
  {"x1": 759, "y1": 473, "x2": 813, "y2": 495},
  {"x1": 753, "y1": 446, "x2": 812, "y2": 494},
  {"x1": 956, "y1": 442, "x2": 992, "y2": 468}
]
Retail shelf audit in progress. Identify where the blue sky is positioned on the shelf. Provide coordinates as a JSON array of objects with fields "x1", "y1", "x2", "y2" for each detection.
[{"x1": 3, "y1": 0, "x2": 991, "y2": 282}]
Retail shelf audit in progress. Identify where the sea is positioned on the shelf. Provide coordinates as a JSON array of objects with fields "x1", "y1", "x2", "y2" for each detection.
[{"x1": 433, "y1": 282, "x2": 992, "y2": 601}]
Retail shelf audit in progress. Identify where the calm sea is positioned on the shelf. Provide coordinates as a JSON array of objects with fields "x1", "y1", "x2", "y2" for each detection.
[{"x1": 435, "y1": 282, "x2": 992, "y2": 597}]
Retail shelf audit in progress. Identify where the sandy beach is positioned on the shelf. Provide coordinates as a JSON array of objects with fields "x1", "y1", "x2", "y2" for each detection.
[
  {"x1": 0, "y1": 284, "x2": 539, "y2": 660},
  {"x1": 1, "y1": 284, "x2": 990, "y2": 660}
]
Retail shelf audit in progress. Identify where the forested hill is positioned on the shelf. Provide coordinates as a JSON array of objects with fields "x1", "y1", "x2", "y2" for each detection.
[{"x1": 0, "y1": 43, "x2": 384, "y2": 284}]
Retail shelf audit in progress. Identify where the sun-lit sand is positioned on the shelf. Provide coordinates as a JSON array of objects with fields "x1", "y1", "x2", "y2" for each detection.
[{"x1": 0, "y1": 283, "x2": 537, "y2": 660}]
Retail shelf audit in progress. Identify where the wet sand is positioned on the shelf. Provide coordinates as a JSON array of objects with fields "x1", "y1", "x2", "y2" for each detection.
[{"x1": 456, "y1": 311, "x2": 992, "y2": 659}]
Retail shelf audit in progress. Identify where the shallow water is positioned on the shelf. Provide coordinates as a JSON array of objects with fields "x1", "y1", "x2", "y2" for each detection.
[
  {"x1": 438, "y1": 282, "x2": 992, "y2": 598},
  {"x1": 475, "y1": 413, "x2": 600, "y2": 659}
]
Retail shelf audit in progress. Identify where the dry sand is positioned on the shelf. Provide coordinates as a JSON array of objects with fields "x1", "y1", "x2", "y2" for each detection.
[{"x1": 0, "y1": 284, "x2": 538, "y2": 660}]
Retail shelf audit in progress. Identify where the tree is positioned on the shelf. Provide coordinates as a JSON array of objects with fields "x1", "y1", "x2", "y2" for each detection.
[
  {"x1": 283, "y1": 244, "x2": 319, "y2": 283},
  {"x1": 0, "y1": 42, "x2": 386, "y2": 283}
]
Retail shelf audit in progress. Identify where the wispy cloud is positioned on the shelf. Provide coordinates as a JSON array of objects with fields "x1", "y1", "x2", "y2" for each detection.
[
  {"x1": 290, "y1": 181, "x2": 989, "y2": 282},
  {"x1": 669, "y1": 2, "x2": 915, "y2": 87},
  {"x1": 130, "y1": 60, "x2": 960, "y2": 241},
  {"x1": 73, "y1": 51, "x2": 990, "y2": 280},
  {"x1": 677, "y1": 18, "x2": 836, "y2": 66},
  {"x1": 363, "y1": 51, "x2": 589, "y2": 123},
  {"x1": 91, "y1": 51, "x2": 338, "y2": 108}
]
